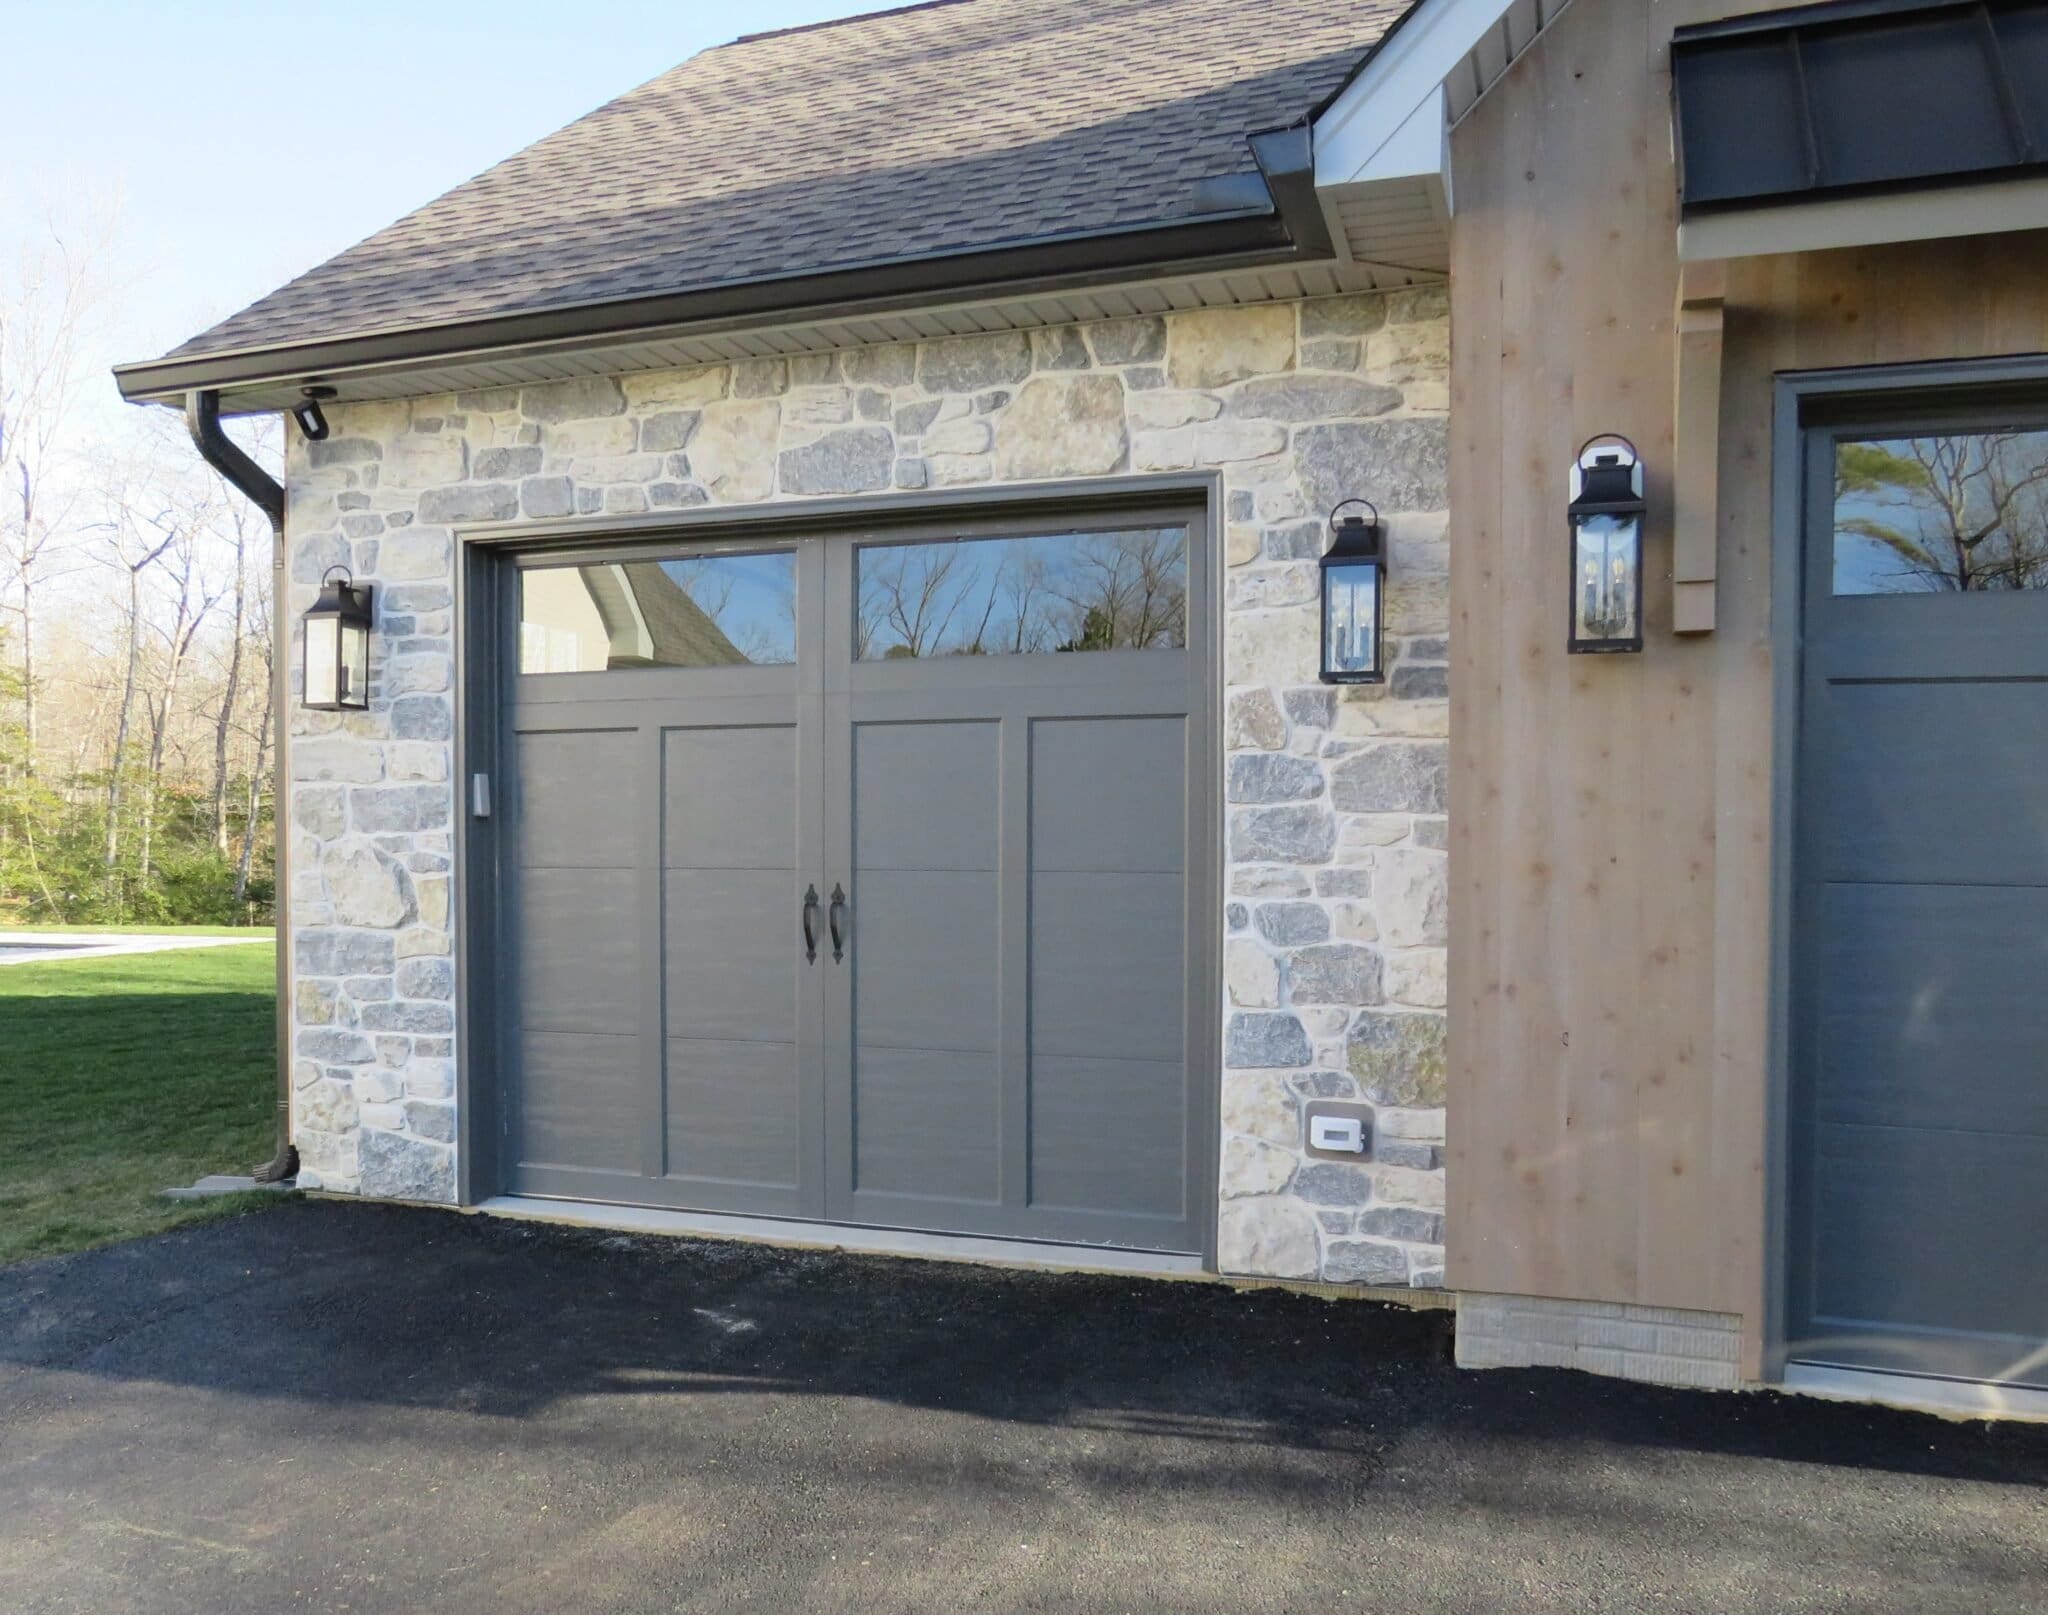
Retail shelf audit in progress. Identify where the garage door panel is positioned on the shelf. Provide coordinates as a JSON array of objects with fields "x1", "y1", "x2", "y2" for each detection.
[
  {"x1": 850, "y1": 1045, "x2": 999, "y2": 1202},
  {"x1": 664, "y1": 725, "x2": 796, "y2": 870},
  {"x1": 514, "y1": 866, "x2": 642, "y2": 1034},
  {"x1": 1029, "y1": 1055, "x2": 1186, "y2": 1218},
  {"x1": 1808, "y1": 1121, "x2": 2048, "y2": 1377},
  {"x1": 665, "y1": 1036, "x2": 801, "y2": 1189},
  {"x1": 1032, "y1": 716, "x2": 1187, "y2": 874},
  {"x1": 851, "y1": 869, "x2": 998, "y2": 1052},
  {"x1": 515, "y1": 1030, "x2": 642, "y2": 1173},
  {"x1": 854, "y1": 722, "x2": 998, "y2": 872},
  {"x1": 1818, "y1": 680, "x2": 2048, "y2": 885},
  {"x1": 515, "y1": 729, "x2": 637, "y2": 865},
  {"x1": 663, "y1": 868, "x2": 798, "y2": 1044},
  {"x1": 1816, "y1": 882, "x2": 2048, "y2": 1137},
  {"x1": 1031, "y1": 871, "x2": 1185, "y2": 1063}
]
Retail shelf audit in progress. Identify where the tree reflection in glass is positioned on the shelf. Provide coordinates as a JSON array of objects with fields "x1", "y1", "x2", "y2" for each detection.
[
  {"x1": 1834, "y1": 429, "x2": 2048, "y2": 594},
  {"x1": 856, "y1": 527, "x2": 1188, "y2": 659}
]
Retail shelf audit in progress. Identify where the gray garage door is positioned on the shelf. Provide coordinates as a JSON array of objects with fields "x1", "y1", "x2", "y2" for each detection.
[
  {"x1": 498, "y1": 506, "x2": 1212, "y2": 1254},
  {"x1": 1789, "y1": 401, "x2": 2048, "y2": 1388}
]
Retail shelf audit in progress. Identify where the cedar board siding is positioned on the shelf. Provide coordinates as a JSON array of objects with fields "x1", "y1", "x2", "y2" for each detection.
[{"x1": 1446, "y1": 0, "x2": 2048, "y2": 1374}]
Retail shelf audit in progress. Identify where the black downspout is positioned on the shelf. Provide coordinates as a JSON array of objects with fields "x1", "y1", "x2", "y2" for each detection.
[{"x1": 187, "y1": 389, "x2": 297, "y2": 1184}]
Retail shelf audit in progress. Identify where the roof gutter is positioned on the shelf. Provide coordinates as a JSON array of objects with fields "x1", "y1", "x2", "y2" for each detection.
[
  {"x1": 187, "y1": 390, "x2": 297, "y2": 1186},
  {"x1": 117, "y1": 127, "x2": 1332, "y2": 409}
]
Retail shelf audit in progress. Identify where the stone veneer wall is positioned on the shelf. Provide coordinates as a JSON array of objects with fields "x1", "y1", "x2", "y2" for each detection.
[{"x1": 281, "y1": 292, "x2": 1452, "y2": 1286}]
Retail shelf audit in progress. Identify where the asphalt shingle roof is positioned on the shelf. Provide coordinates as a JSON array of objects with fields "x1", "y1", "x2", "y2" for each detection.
[{"x1": 159, "y1": 0, "x2": 1411, "y2": 364}]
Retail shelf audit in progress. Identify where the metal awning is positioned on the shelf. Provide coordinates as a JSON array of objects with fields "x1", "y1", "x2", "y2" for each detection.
[{"x1": 1672, "y1": 0, "x2": 2047, "y2": 214}]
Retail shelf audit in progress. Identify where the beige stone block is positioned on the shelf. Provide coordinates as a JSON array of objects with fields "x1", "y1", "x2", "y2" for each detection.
[
  {"x1": 1375, "y1": 848, "x2": 1448, "y2": 948},
  {"x1": 1226, "y1": 525, "x2": 1261, "y2": 567},
  {"x1": 543, "y1": 418, "x2": 638, "y2": 461},
  {"x1": 622, "y1": 366, "x2": 729, "y2": 408},
  {"x1": 1131, "y1": 429, "x2": 1196, "y2": 472},
  {"x1": 1373, "y1": 1164, "x2": 1446, "y2": 1211},
  {"x1": 1196, "y1": 419, "x2": 1287, "y2": 465},
  {"x1": 783, "y1": 387, "x2": 853, "y2": 429},
  {"x1": 923, "y1": 416, "x2": 992, "y2": 456},
  {"x1": 415, "y1": 876, "x2": 450, "y2": 931},
  {"x1": 993, "y1": 374, "x2": 1127, "y2": 479},
  {"x1": 1376, "y1": 1107, "x2": 1446, "y2": 1142},
  {"x1": 1222, "y1": 1136, "x2": 1297, "y2": 1198},
  {"x1": 927, "y1": 453, "x2": 992, "y2": 486},
  {"x1": 1217, "y1": 1195, "x2": 1320, "y2": 1279},
  {"x1": 1384, "y1": 946, "x2": 1447, "y2": 1008},
  {"x1": 1332, "y1": 901, "x2": 1379, "y2": 942},
  {"x1": 1127, "y1": 390, "x2": 1221, "y2": 432},
  {"x1": 1366, "y1": 316, "x2": 1450, "y2": 393},
  {"x1": 1225, "y1": 608, "x2": 1317, "y2": 687},
  {"x1": 396, "y1": 926, "x2": 451, "y2": 959},
  {"x1": 1168, "y1": 305, "x2": 1296, "y2": 389},
  {"x1": 384, "y1": 743, "x2": 448, "y2": 783},
  {"x1": 323, "y1": 845, "x2": 412, "y2": 929},
  {"x1": 1220, "y1": 1071, "x2": 1300, "y2": 1146},
  {"x1": 1225, "y1": 938, "x2": 1281, "y2": 1009},
  {"x1": 692, "y1": 400, "x2": 780, "y2": 503},
  {"x1": 383, "y1": 434, "x2": 467, "y2": 489}
]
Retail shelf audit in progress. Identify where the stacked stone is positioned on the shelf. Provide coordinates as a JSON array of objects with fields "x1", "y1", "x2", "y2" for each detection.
[{"x1": 279, "y1": 290, "x2": 1452, "y2": 1288}]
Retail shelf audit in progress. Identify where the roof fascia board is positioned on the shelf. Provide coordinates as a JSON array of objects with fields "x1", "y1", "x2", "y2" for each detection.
[
  {"x1": 1312, "y1": 0, "x2": 1510, "y2": 186},
  {"x1": 118, "y1": 125, "x2": 1338, "y2": 409},
  {"x1": 1677, "y1": 172, "x2": 2048, "y2": 260}
]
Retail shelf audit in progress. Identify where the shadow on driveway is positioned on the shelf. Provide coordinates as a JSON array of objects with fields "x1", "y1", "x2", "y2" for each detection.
[{"x1": 1, "y1": 1200, "x2": 2042, "y2": 1614}]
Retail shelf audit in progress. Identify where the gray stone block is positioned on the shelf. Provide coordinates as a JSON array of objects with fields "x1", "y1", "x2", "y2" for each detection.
[
  {"x1": 1293, "y1": 1160, "x2": 1374, "y2": 1206},
  {"x1": 358, "y1": 1001, "x2": 456, "y2": 1034},
  {"x1": 1254, "y1": 902, "x2": 1330, "y2": 946},
  {"x1": 640, "y1": 411, "x2": 699, "y2": 452},
  {"x1": 358, "y1": 1130, "x2": 456, "y2": 1202},
  {"x1": 1225, "y1": 1012, "x2": 1311, "y2": 1070},
  {"x1": 1358, "y1": 1205, "x2": 1445, "y2": 1243},
  {"x1": 1323, "y1": 1238, "x2": 1410, "y2": 1286},
  {"x1": 418, "y1": 484, "x2": 517, "y2": 523},
  {"x1": 1295, "y1": 418, "x2": 1448, "y2": 515},
  {"x1": 1391, "y1": 663, "x2": 1449, "y2": 700},
  {"x1": 1300, "y1": 295, "x2": 1389, "y2": 338},
  {"x1": 1231, "y1": 805, "x2": 1336, "y2": 864},
  {"x1": 1284, "y1": 687, "x2": 1336, "y2": 729},
  {"x1": 1227, "y1": 376, "x2": 1400, "y2": 422},
  {"x1": 917, "y1": 332, "x2": 1031, "y2": 393},
  {"x1": 1030, "y1": 325, "x2": 1093, "y2": 370},
  {"x1": 296, "y1": 1028, "x2": 375, "y2": 1065},
  {"x1": 1226, "y1": 752, "x2": 1324, "y2": 804},
  {"x1": 1286, "y1": 944, "x2": 1382, "y2": 1006},
  {"x1": 778, "y1": 427, "x2": 893, "y2": 496},
  {"x1": 1331, "y1": 742, "x2": 1448, "y2": 814},
  {"x1": 295, "y1": 929, "x2": 395, "y2": 978},
  {"x1": 1086, "y1": 316, "x2": 1166, "y2": 365},
  {"x1": 475, "y1": 446, "x2": 543, "y2": 479}
]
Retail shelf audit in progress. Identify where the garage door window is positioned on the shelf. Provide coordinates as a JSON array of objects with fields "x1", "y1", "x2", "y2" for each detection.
[
  {"x1": 855, "y1": 526, "x2": 1187, "y2": 659},
  {"x1": 518, "y1": 551, "x2": 797, "y2": 672},
  {"x1": 1833, "y1": 428, "x2": 2048, "y2": 593}
]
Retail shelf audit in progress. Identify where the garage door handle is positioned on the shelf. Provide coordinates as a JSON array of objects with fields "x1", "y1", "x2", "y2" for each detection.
[
  {"x1": 801, "y1": 884, "x2": 820, "y2": 964},
  {"x1": 828, "y1": 883, "x2": 847, "y2": 963}
]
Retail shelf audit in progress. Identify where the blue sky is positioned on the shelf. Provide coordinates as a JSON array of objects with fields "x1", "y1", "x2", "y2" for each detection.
[{"x1": 6, "y1": 2, "x2": 876, "y2": 424}]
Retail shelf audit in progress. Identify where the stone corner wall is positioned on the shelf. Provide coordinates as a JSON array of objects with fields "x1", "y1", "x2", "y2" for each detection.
[{"x1": 278, "y1": 289, "x2": 1451, "y2": 1284}]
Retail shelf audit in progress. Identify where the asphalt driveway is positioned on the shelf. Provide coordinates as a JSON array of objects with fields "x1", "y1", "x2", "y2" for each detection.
[{"x1": 1, "y1": 1202, "x2": 2042, "y2": 1614}]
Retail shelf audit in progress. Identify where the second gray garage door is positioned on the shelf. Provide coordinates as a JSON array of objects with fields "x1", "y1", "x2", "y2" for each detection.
[
  {"x1": 498, "y1": 504, "x2": 1214, "y2": 1255},
  {"x1": 1788, "y1": 397, "x2": 2048, "y2": 1389}
]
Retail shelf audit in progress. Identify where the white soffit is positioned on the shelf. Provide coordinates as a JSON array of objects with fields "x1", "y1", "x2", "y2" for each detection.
[{"x1": 1312, "y1": 0, "x2": 1574, "y2": 269}]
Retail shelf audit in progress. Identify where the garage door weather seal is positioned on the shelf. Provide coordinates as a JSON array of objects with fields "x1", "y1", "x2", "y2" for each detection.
[{"x1": 477, "y1": 1196, "x2": 1207, "y2": 1279}]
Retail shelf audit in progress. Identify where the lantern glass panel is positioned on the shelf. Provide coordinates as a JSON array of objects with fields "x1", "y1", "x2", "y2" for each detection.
[
  {"x1": 1324, "y1": 561, "x2": 1379, "y2": 678},
  {"x1": 305, "y1": 614, "x2": 341, "y2": 707},
  {"x1": 341, "y1": 618, "x2": 370, "y2": 707},
  {"x1": 1572, "y1": 511, "x2": 1640, "y2": 645}
]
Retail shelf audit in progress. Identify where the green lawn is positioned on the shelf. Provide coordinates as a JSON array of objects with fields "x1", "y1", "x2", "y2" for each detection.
[{"x1": 0, "y1": 944, "x2": 282, "y2": 1264}]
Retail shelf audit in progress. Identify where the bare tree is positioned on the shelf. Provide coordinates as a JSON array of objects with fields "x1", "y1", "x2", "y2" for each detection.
[
  {"x1": 1836, "y1": 431, "x2": 2048, "y2": 591},
  {"x1": 0, "y1": 208, "x2": 114, "y2": 776},
  {"x1": 234, "y1": 585, "x2": 274, "y2": 908},
  {"x1": 140, "y1": 513, "x2": 226, "y2": 880},
  {"x1": 99, "y1": 498, "x2": 180, "y2": 879}
]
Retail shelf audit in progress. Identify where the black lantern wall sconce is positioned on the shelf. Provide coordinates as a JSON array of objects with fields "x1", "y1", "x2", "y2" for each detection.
[
  {"x1": 1567, "y1": 434, "x2": 1647, "y2": 655},
  {"x1": 1319, "y1": 499, "x2": 1386, "y2": 684},
  {"x1": 303, "y1": 566, "x2": 373, "y2": 711}
]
